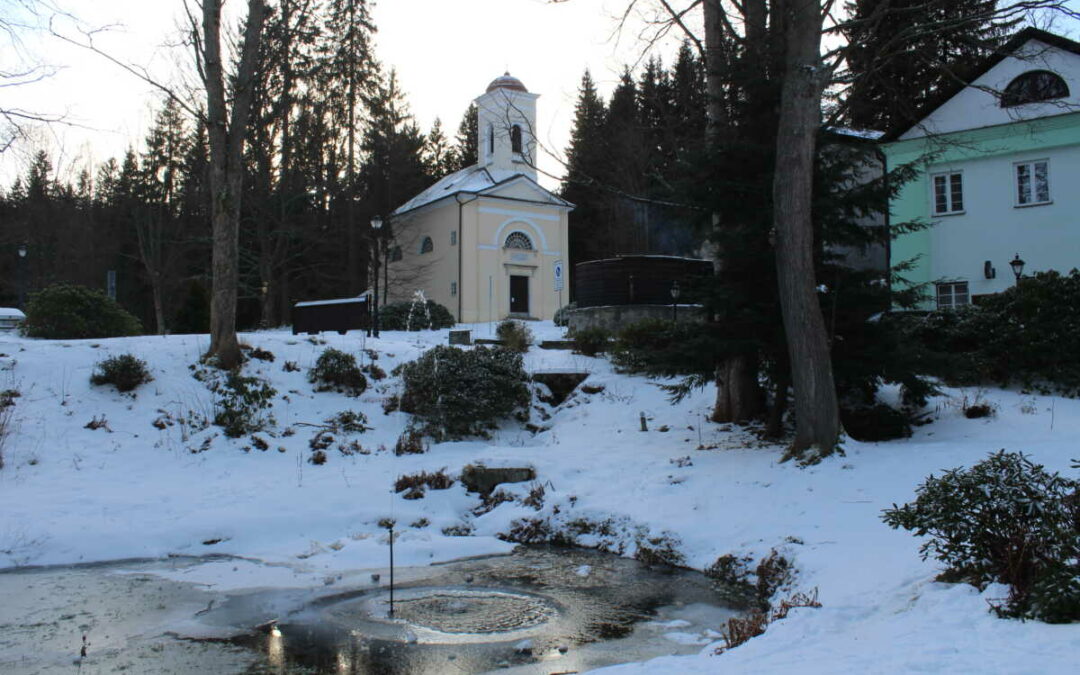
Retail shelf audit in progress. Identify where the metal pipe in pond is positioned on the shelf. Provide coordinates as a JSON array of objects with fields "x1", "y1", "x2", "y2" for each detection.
[{"x1": 388, "y1": 524, "x2": 395, "y2": 618}]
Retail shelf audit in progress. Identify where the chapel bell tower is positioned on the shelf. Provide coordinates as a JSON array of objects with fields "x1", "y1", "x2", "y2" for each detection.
[{"x1": 475, "y1": 72, "x2": 539, "y2": 181}]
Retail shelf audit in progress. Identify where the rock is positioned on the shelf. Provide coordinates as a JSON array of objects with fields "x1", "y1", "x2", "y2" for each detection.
[
  {"x1": 460, "y1": 465, "x2": 536, "y2": 496},
  {"x1": 448, "y1": 330, "x2": 472, "y2": 346}
]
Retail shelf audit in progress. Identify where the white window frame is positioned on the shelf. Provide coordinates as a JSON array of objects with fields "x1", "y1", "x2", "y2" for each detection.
[
  {"x1": 1014, "y1": 159, "x2": 1051, "y2": 207},
  {"x1": 936, "y1": 281, "x2": 970, "y2": 310},
  {"x1": 450, "y1": 281, "x2": 458, "y2": 297},
  {"x1": 504, "y1": 231, "x2": 534, "y2": 250},
  {"x1": 931, "y1": 171, "x2": 964, "y2": 216}
]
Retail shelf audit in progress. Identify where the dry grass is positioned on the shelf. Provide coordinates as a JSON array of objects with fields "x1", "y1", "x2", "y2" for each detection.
[
  {"x1": 716, "y1": 588, "x2": 822, "y2": 654},
  {"x1": 394, "y1": 468, "x2": 454, "y2": 494}
]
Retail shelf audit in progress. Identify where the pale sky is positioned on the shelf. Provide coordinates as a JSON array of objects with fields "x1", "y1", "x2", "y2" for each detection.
[
  {"x1": 0, "y1": 0, "x2": 688, "y2": 189},
  {"x1": 5, "y1": 1, "x2": 1078, "y2": 191}
]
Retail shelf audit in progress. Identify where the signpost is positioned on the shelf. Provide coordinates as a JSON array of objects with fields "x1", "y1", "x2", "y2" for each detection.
[{"x1": 553, "y1": 260, "x2": 564, "y2": 309}]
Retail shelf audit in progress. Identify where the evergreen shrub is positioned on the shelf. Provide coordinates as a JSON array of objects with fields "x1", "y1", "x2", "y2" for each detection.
[
  {"x1": 570, "y1": 326, "x2": 611, "y2": 356},
  {"x1": 22, "y1": 283, "x2": 142, "y2": 339},
  {"x1": 196, "y1": 369, "x2": 276, "y2": 438},
  {"x1": 399, "y1": 345, "x2": 530, "y2": 439},
  {"x1": 893, "y1": 271, "x2": 1080, "y2": 397},
  {"x1": 309, "y1": 348, "x2": 367, "y2": 396},
  {"x1": 496, "y1": 319, "x2": 532, "y2": 353},
  {"x1": 840, "y1": 403, "x2": 912, "y2": 441},
  {"x1": 609, "y1": 318, "x2": 713, "y2": 375},
  {"x1": 882, "y1": 450, "x2": 1080, "y2": 622},
  {"x1": 378, "y1": 299, "x2": 455, "y2": 331},
  {"x1": 90, "y1": 354, "x2": 153, "y2": 393}
]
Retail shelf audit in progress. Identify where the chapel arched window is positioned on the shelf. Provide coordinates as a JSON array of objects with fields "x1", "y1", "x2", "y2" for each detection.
[
  {"x1": 1001, "y1": 70, "x2": 1070, "y2": 107},
  {"x1": 511, "y1": 125, "x2": 523, "y2": 154},
  {"x1": 419, "y1": 236, "x2": 434, "y2": 254},
  {"x1": 504, "y1": 231, "x2": 533, "y2": 250}
]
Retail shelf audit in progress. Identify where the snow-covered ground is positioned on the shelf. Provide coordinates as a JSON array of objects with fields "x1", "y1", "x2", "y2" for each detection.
[{"x1": 1, "y1": 323, "x2": 1077, "y2": 672}]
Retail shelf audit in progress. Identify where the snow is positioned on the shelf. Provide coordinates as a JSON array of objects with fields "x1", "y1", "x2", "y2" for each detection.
[
  {"x1": 0, "y1": 323, "x2": 1077, "y2": 672},
  {"x1": 293, "y1": 296, "x2": 367, "y2": 307}
]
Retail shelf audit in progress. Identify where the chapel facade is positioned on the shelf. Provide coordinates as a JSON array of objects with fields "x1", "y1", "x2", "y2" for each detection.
[{"x1": 385, "y1": 73, "x2": 572, "y2": 323}]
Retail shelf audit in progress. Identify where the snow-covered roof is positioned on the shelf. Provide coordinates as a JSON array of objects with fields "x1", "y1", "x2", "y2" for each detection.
[
  {"x1": 0, "y1": 308, "x2": 25, "y2": 319},
  {"x1": 293, "y1": 296, "x2": 367, "y2": 308},
  {"x1": 391, "y1": 164, "x2": 571, "y2": 216},
  {"x1": 828, "y1": 127, "x2": 885, "y2": 141}
]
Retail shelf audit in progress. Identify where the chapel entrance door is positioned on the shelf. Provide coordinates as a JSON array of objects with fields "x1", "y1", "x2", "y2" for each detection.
[{"x1": 509, "y1": 275, "x2": 529, "y2": 315}]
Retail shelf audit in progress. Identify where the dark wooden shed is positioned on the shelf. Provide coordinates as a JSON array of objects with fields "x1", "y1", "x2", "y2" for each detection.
[
  {"x1": 291, "y1": 296, "x2": 370, "y2": 335},
  {"x1": 574, "y1": 256, "x2": 713, "y2": 308}
]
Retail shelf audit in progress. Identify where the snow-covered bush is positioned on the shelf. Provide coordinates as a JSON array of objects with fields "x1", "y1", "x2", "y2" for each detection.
[
  {"x1": 569, "y1": 326, "x2": 611, "y2": 356},
  {"x1": 883, "y1": 450, "x2": 1080, "y2": 622},
  {"x1": 22, "y1": 283, "x2": 142, "y2": 339},
  {"x1": 394, "y1": 469, "x2": 454, "y2": 499},
  {"x1": 324, "y1": 410, "x2": 369, "y2": 434},
  {"x1": 496, "y1": 319, "x2": 532, "y2": 353},
  {"x1": 399, "y1": 345, "x2": 530, "y2": 439},
  {"x1": 196, "y1": 369, "x2": 276, "y2": 438},
  {"x1": 553, "y1": 301, "x2": 576, "y2": 327},
  {"x1": 394, "y1": 428, "x2": 426, "y2": 455},
  {"x1": 378, "y1": 299, "x2": 455, "y2": 331},
  {"x1": 90, "y1": 354, "x2": 153, "y2": 393},
  {"x1": 309, "y1": 348, "x2": 366, "y2": 396}
]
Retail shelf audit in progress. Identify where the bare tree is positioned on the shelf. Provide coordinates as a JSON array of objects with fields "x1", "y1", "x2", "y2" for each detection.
[
  {"x1": 0, "y1": 1, "x2": 67, "y2": 153},
  {"x1": 197, "y1": 0, "x2": 267, "y2": 368}
]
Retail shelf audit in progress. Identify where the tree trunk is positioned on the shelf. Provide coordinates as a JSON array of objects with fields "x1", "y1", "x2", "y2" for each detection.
[
  {"x1": 203, "y1": 0, "x2": 266, "y2": 369},
  {"x1": 765, "y1": 368, "x2": 789, "y2": 439},
  {"x1": 703, "y1": 0, "x2": 764, "y2": 423},
  {"x1": 712, "y1": 354, "x2": 763, "y2": 423},
  {"x1": 702, "y1": 0, "x2": 726, "y2": 143},
  {"x1": 772, "y1": 0, "x2": 839, "y2": 459},
  {"x1": 151, "y1": 276, "x2": 166, "y2": 335}
]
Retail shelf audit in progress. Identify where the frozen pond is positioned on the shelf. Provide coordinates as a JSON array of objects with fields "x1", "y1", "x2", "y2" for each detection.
[{"x1": 0, "y1": 547, "x2": 746, "y2": 674}]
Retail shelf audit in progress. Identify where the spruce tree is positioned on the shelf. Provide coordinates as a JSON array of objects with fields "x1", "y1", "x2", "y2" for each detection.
[
  {"x1": 450, "y1": 103, "x2": 478, "y2": 171},
  {"x1": 843, "y1": 0, "x2": 1017, "y2": 132},
  {"x1": 561, "y1": 70, "x2": 609, "y2": 271}
]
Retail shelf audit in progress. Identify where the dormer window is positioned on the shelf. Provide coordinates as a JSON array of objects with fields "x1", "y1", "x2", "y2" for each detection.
[
  {"x1": 511, "y1": 125, "x2": 523, "y2": 154},
  {"x1": 504, "y1": 231, "x2": 533, "y2": 250},
  {"x1": 1001, "y1": 70, "x2": 1069, "y2": 107}
]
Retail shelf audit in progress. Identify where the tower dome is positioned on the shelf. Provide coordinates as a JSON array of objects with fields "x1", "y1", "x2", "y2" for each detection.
[{"x1": 486, "y1": 72, "x2": 528, "y2": 94}]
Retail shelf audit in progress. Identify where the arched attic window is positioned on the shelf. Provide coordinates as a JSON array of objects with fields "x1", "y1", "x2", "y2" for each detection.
[
  {"x1": 511, "y1": 125, "x2": 523, "y2": 153},
  {"x1": 1001, "y1": 70, "x2": 1070, "y2": 107},
  {"x1": 504, "y1": 231, "x2": 533, "y2": 250},
  {"x1": 390, "y1": 245, "x2": 403, "y2": 262},
  {"x1": 419, "y1": 236, "x2": 434, "y2": 254}
]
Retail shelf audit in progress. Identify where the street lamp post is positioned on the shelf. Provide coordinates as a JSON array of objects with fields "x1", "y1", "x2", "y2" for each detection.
[
  {"x1": 17, "y1": 243, "x2": 27, "y2": 309},
  {"x1": 670, "y1": 280, "x2": 681, "y2": 324},
  {"x1": 1009, "y1": 253, "x2": 1025, "y2": 288},
  {"x1": 370, "y1": 216, "x2": 384, "y2": 338}
]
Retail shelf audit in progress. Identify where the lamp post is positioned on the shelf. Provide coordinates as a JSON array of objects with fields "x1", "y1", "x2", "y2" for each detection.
[
  {"x1": 1009, "y1": 253, "x2": 1025, "y2": 288},
  {"x1": 370, "y1": 216, "x2": 383, "y2": 338},
  {"x1": 17, "y1": 243, "x2": 27, "y2": 309},
  {"x1": 670, "y1": 280, "x2": 681, "y2": 324}
]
